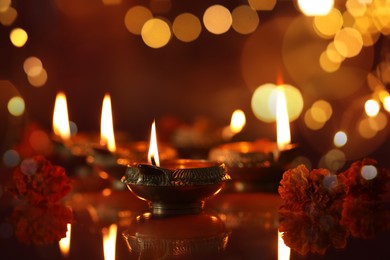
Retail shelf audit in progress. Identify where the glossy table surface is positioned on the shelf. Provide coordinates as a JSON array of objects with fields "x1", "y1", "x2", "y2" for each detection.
[{"x1": 1, "y1": 180, "x2": 390, "y2": 260}]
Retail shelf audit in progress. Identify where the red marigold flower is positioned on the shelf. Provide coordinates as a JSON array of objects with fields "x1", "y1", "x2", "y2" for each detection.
[
  {"x1": 11, "y1": 203, "x2": 72, "y2": 245},
  {"x1": 10, "y1": 156, "x2": 72, "y2": 205},
  {"x1": 339, "y1": 158, "x2": 390, "y2": 200}
]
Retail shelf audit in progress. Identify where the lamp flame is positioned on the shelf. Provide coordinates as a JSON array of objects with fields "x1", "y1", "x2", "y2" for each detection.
[
  {"x1": 102, "y1": 224, "x2": 117, "y2": 260},
  {"x1": 278, "y1": 230, "x2": 291, "y2": 260},
  {"x1": 230, "y1": 109, "x2": 246, "y2": 134},
  {"x1": 276, "y1": 86, "x2": 291, "y2": 151},
  {"x1": 100, "y1": 94, "x2": 116, "y2": 153},
  {"x1": 53, "y1": 92, "x2": 71, "y2": 141},
  {"x1": 59, "y1": 223, "x2": 71, "y2": 258},
  {"x1": 148, "y1": 120, "x2": 160, "y2": 166}
]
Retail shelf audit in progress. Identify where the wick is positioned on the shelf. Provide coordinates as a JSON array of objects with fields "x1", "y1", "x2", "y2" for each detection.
[{"x1": 151, "y1": 156, "x2": 157, "y2": 166}]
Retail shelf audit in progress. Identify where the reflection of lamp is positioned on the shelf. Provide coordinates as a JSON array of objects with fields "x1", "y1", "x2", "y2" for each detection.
[{"x1": 122, "y1": 211, "x2": 230, "y2": 258}]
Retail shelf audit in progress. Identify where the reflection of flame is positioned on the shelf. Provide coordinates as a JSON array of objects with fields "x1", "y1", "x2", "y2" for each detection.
[
  {"x1": 100, "y1": 94, "x2": 116, "y2": 153},
  {"x1": 53, "y1": 92, "x2": 71, "y2": 141},
  {"x1": 103, "y1": 224, "x2": 117, "y2": 260},
  {"x1": 59, "y1": 223, "x2": 71, "y2": 258},
  {"x1": 278, "y1": 230, "x2": 290, "y2": 260},
  {"x1": 276, "y1": 87, "x2": 291, "y2": 151},
  {"x1": 230, "y1": 109, "x2": 246, "y2": 134},
  {"x1": 148, "y1": 120, "x2": 160, "y2": 166}
]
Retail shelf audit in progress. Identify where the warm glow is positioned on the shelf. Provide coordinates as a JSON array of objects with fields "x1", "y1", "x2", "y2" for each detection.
[
  {"x1": 0, "y1": 6, "x2": 17, "y2": 26},
  {"x1": 365, "y1": 99, "x2": 380, "y2": 117},
  {"x1": 278, "y1": 231, "x2": 291, "y2": 260},
  {"x1": 124, "y1": 6, "x2": 153, "y2": 35},
  {"x1": 230, "y1": 109, "x2": 246, "y2": 133},
  {"x1": 23, "y1": 56, "x2": 43, "y2": 77},
  {"x1": 148, "y1": 120, "x2": 160, "y2": 166},
  {"x1": 231, "y1": 5, "x2": 259, "y2": 35},
  {"x1": 361, "y1": 165, "x2": 377, "y2": 180},
  {"x1": 141, "y1": 18, "x2": 171, "y2": 48},
  {"x1": 313, "y1": 8, "x2": 343, "y2": 39},
  {"x1": 248, "y1": 0, "x2": 276, "y2": 11},
  {"x1": 100, "y1": 94, "x2": 116, "y2": 153},
  {"x1": 334, "y1": 131, "x2": 348, "y2": 147},
  {"x1": 297, "y1": 0, "x2": 334, "y2": 16},
  {"x1": 102, "y1": 224, "x2": 117, "y2": 260},
  {"x1": 7, "y1": 96, "x2": 25, "y2": 116},
  {"x1": 276, "y1": 87, "x2": 291, "y2": 151},
  {"x1": 305, "y1": 108, "x2": 326, "y2": 130},
  {"x1": 203, "y1": 5, "x2": 232, "y2": 35},
  {"x1": 27, "y1": 68, "x2": 48, "y2": 87},
  {"x1": 384, "y1": 96, "x2": 390, "y2": 112},
  {"x1": 10, "y1": 27, "x2": 28, "y2": 47},
  {"x1": 334, "y1": 27, "x2": 363, "y2": 58},
  {"x1": 53, "y1": 92, "x2": 71, "y2": 141},
  {"x1": 172, "y1": 13, "x2": 202, "y2": 42},
  {"x1": 59, "y1": 223, "x2": 71, "y2": 258}
]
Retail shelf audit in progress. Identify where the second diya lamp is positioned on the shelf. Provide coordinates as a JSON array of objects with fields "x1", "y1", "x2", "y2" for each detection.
[{"x1": 208, "y1": 139, "x2": 299, "y2": 192}]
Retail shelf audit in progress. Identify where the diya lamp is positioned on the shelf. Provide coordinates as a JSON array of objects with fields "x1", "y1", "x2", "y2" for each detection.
[
  {"x1": 122, "y1": 121, "x2": 231, "y2": 216},
  {"x1": 122, "y1": 211, "x2": 229, "y2": 259},
  {"x1": 209, "y1": 85, "x2": 299, "y2": 192}
]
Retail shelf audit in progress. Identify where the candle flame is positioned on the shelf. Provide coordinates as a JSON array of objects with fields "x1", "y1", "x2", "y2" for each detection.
[
  {"x1": 53, "y1": 92, "x2": 71, "y2": 141},
  {"x1": 230, "y1": 109, "x2": 246, "y2": 134},
  {"x1": 148, "y1": 120, "x2": 160, "y2": 166},
  {"x1": 278, "y1": 230, "x2": 291, "y2": 260},
  {"x1": 102, "y1": 224, "x2": 117, "y2": 260},
  {"x1": 276, "y1": 86, "x2": 291, "y2": 151},
  {"x1": 100, "y1": 94, "x2": 116, "y2": 153},
  {"x1": 59, "y1": 223, "x2": 71, "y2": 258}
]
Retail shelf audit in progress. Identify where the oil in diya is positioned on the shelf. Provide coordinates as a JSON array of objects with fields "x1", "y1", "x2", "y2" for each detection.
[{"x1": 122, "y1": 121, "x2": 231, "y2": 215}]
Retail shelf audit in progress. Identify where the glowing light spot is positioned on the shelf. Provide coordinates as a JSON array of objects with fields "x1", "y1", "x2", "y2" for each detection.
[
  {"x1": 0, "y1": 6, "x2": 17, "y2": 26},
  {"x1": 7, "y1": 96, "x2": 25, "y2": 116},
  {"x1": 102, "y1": 0, "x2": 122, "y2": 5},
  {"x1": 361, "y1": 165, "x2": 377, "y2": 180},
  {"x1": 29, "y1": 130, "x2": 52, "y2": 153},
  {"x1": 141, "y1": 18, "x2": 171, "y2": 48},
  {"x1": 368, "y1": 112, "x2": 387, "y2": 131},
  {"x1": 365, "y1": 99, "x2": 380, "y2": 117},
  {"x1": 172, "y1": 13, "x2": 201, "y2": 43},
  {"x1": 27, "y1": 68, "x2": 48, "y2": 87},
  {"x1": 319, "y1": 149, "x2": 346, "y2": 172},
  {"x1": 326, "y1": 42, "x2": 345, "y2": 63},
  {"x1": 231, "y1": 5, "x2": 259, "y2": 35},
  {"x1": 203, "y1": 5, "x2": 232, "y2": 35},
  {"x1": 334, "y1": 131, "x2": 347, "y2": 147},
  {"x1": 230, "y1": 109, "x2": 246, "y2": 133},
  {"x1": 0, "y1": 0, "x2": 11, "y2": 12},
  {"x1": 251, "y1": 83, "x2": 303, "y2": 123},
  {"x1": 2, "y1": 150, "x2": 20, "y2": 167},
  {"x1": 319, "y1": 51, "x2": 341, "y2": 72},
  {"x1": 23, "y1": 56, "x2": 43, "y2": 77},
  {"x1": 102, "y1": 188, "x2": 112, "y2": 197},
  {"x1": 248, "y1": 0, "x2": 276, "y2": 11},
  {"x1": 305, "y1": 108, "x2": 325, "y2": 130},
  {"x1": 311, "y1": 100, "x2": 333, "y2": 122},
  {"x1": 343, "y1": 11, "x2": 355, "y2": 28},
  {"x1": 297, "y1": 0, "x2": 334, "y2": 16},
  {"x1": 346, "y1": 0, "x2": 367, "y2": 17},
  {"x1": 69, "y1": 121, "x2": 78, "y2": 136},
  {"x1": 358, "y1": 118, "x2": 377, "y2": 138},
  {"x1": 124, "y1": 6, "x2": 153, "y2": 35},
  {"x1": 313, "y1": 8, "x2": 343, "y2": 38},
  {"x1": 59, "y1": 224, "x2": 71, "y2": 258},
  {"x1": 10, "y1": 28, "x2": 28, "y2": 47},
  {"x1": 384, "y1": 96, "x2": 390, "y2": 112},
  {"x1": 334, "y1": 27, "x2": 363, "y2": 58}
]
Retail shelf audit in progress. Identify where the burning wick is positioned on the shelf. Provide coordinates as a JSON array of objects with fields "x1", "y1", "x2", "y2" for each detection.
[{"x1": 151, "y1": 156, "x2": 157, "y2": 166}]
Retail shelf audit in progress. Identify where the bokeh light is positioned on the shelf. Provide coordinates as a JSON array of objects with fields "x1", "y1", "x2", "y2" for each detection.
[
  {"x1": 361, "y1": 165, "x2": 377, "y2": 180},
  {"x1": 172, "y1": 13, "x2": 201, "y2": 42},
  {"x1": 27, "y1": 68, "x2": 48, "y2": 87},
  {"x1": 0, "y1": 0, "x2": 10, "y2": 12},
  {"x1": 297, "y1": 0, "x2": 334, "y2": 16},
  {"x1": 141, "y1": 18, "x2": 171, "y2": 48},
  {"x1": 10, "y1": 28, "x2": 28, "y2": 47},
  {"x1": 334, "y1": 27, "x2": 363, "y2": 58},
  {"x1": 319, "y1": 50, "x2": 341, "y2": 72},
  {"x1": 124, "y1": 6, "x2": 153, "y2": 35},
  {"x1": 319, "y1": 149, "x2": 346, "y2": 172},
  {"x1": 7, "y1": 96, "x2": 25, "y2": 116},
  {"x1": 251, "y1": 83, "x2": 303, "y2": 123},
  {"x1": 334, "y1": 131, "x2": 347, "y2": 147},
  {"x1": 29, "y1": 130, "x2": 52, "y2": 154},
  {"x1": 0, "y1": 6, "x2": 17, "y2": 26},
  {"x1": 384, "y1": 96, "x2": 390, "y2": 112},
  {"x1": 326, "y1": 42, "x2": 345, "y2": 63},
  {"x1": 364, "y1": 99, "x2": 380, "y2": 117},
  {"x1": 313, "y1": 8, "x2": 343, "y2": 39},
  {"x1": 248, "y1": 0, "x2": 276, "y2": 11},
  {"x1": 368, "y1": 112, "x2": 387, "y2": 131},
  {"x1": 304, "y1": 108, "x2": 326, "y2": 130},
  {"x1": 358, "y1": 117, "x2": 377, "y2": 138},
  {"x1": 346, "y1": 0, "x2": 367, "y2": 17},
  {"x1": 23, "y1": 56, "x2": 43, "y2": 77},
  {"x1": 203, "y1": 5, "x2": 232, "y2": 35},
  {"x1": 2, "y1": 149, "x2": 20, "y2": 168},
  {"x1": 312, "y1": 99, "x2": 333, "y2": 122},
  {"x1": 231, "y1": 5, "x2": 259, "y2": 35}
]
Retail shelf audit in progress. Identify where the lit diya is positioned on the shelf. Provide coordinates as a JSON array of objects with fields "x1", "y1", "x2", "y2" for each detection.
[{"x1": 122, "y1": 121, "x2": 231, "y2": 215}]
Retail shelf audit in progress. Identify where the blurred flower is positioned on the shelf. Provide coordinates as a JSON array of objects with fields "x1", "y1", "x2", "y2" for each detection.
[
  {"x1": 9, "y1": 155, "x2": 72, "y2": 205},
  {"x1": 11, "y1": 203, "x2": 72, "y2": 245}
]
